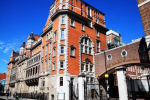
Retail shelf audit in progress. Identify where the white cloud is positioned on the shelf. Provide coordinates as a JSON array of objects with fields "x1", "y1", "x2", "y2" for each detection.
[
  {"x1": 1, "y1": 59, "x2": 8, "y2": 63},
  {"x1": 4, "y1": 47, "x2": 9, "y2": 53},
  {"x1": 0, "y1": 39, "x2": 22, "y2": 54},
  {"x1": 0, "y1": 41, "x2": 4, "y2": 45}
]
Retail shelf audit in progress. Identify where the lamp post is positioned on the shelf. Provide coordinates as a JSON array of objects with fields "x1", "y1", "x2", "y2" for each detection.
[{"x1": 101, "y1": 50, "x2": 109, "y2": 100}]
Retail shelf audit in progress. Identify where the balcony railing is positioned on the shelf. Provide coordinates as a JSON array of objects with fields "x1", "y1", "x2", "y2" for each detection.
[
  {"x1": 25, "y1": 73, "x2": 40, "y2": 80},
  {"x1": 39, "y1": 71, "x2": 50, "y2": 77},
  {"x1": 27, "y1": 53, "x2": 40, "y2": 68},
  {"x1": 9, "y1": 80, "x2": 16, "y2": 84}
]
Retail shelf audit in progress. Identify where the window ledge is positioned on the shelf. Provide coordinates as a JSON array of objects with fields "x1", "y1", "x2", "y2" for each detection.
[
  {"x1": 60, "y1": 68, "x2": 64, "y2": 70},
  {"x1": 81, "y1": 30, "x2": 85, "y2": 32},
  {"x1": 53, "y1": 56, "x2": 56, "y2": 58},
  {"x1": 70, "y1": 55, "x2": 75, "y2": 58},
  {"x1": 61, "y1": 23, "x2": 66, "y2": 25},
  {"x1": 53, "y1": 41, "x2": 56, "y2": 44},
  {"x1": 81, "y1": 52, "x2": 93, "y2": 56},
  {"x1": 70, "y1": 25, "x2": 75, "y2": 28},
  {"x1": 60, "y1": 54, "x2": 65, "y2": 56},
  {"x1": 87, "y1": 26, "x2": 93, "y2": 29},
  {"x1": 60, "y1": 39, "x2": 65, "y2": 41}
]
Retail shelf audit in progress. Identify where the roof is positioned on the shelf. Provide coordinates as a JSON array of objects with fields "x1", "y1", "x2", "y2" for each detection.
[{"x1": 0, "y1": 73, "x2": 6, "y2": 81}]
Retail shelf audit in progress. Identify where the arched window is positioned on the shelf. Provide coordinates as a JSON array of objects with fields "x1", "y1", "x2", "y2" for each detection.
[
  {"x1": 81, "y1": 58, "x2": 93, "y2": 73},
  {"x1": 80, "y1": 37, "x2": 93, "y2": 55}
]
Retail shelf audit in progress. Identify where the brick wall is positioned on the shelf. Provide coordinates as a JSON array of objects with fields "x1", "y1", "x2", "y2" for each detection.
[
  {"x1": 95, "y1": 41, "x2": 141, "y2": 77},
  {"x1": 138, "y1": 1, "x2": 150, "y2": 36}
]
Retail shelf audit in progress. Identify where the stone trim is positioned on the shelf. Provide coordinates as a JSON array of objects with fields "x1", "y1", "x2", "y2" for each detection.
[{"x1": 138, "y1": 0, "x2": 150, "y2": 7}]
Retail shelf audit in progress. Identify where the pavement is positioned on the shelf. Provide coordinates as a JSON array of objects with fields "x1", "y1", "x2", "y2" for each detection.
[{"x1": 0, "y1": 96, "x2": 37, "y2": 100}]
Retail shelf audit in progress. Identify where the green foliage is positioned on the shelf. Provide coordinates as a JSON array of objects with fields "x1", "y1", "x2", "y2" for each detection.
[{"x1": 0, "y1": 83, "x2": 4, "y2": 92}]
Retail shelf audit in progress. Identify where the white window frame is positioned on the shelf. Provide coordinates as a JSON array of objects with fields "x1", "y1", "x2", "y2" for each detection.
[
  {"x1": 60, "y1": 77, "x2": 63, "y2": 86},
  {"x1": 62, "y1": 16, "x2": 65, "y2": 24},
  {"x1": 87, "y1": 6, "x2": 92, "y2": 17},
  {"x1": 60, "y1": 60, "x2": 64, "y2": 69},
  {"x1": 42, "y1": 47, "x2": 44, "y2": 57},
  {"x1": 54, "y1": 31, "x2": 57, "y2": 42},
  {"x1": 41, "y1": 62, "x2": 43, "y2": 72},
  {"x1": 53, "y1": 47, "x2": 56, "y2": 57},
  {"x1": 45, "y1": 60, "x2": 47, "y2": 72},
  {"x1": 70, "y1": 19, "x2": 75, "y2": 27},
  {"x1": 46, "y1": 45, "x2": 48, "y2": 56},
  {"x1": 96, "y1": 30, "x2": 99, "y2": 37},
  {"x1": 48, "y1": 58, "x2": 51, "y2": 71},
  {"x1": 52, "y1": 62, "x2": 55, "y2": 71},
  {"x1": 60, "y1": 46, "x2": 64, "y2": 54},
  {"x1": 90, "y1": 64, "x2": 93, "y2": 72},
  {"x1": 81, "y1": 24, "x2": 85, "y2": 31},
  {"x1": 62, "y1": 5, "x2": 65, "y2": 9},
  {"x1": 61, "y1": 29, "x2": 65, "y2": 40},
  {"x1": 70, "y1": 45, "x2": 75, "y2": 57},
  {"x1": 96, "y1": 40, "x2": 100, "y2": 53},
  {"x1": 49, "y1": 42, "x2": 52, "y2": 54}
]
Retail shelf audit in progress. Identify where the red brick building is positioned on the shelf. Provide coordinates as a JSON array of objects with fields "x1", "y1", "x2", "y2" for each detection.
[
  {"x1": 137, "y1": 0, "x2": 150, "y2": 48},
  {"x1": 5, "y1": 0, "x2": 108, "y2": 100},
  {"x1": 0, "y1": 73, "x2": 6, "y2": 81}
]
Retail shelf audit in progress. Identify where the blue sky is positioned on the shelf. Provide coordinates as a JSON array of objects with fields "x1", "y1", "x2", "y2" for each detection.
[{"x1": 0, "y1": 0, "x2": 144, "y2": 73}]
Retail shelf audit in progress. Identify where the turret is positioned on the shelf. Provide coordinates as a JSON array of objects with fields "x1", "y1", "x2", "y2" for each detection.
[
  {"x1": 20, "y1": 41, "x2": 25, "y2": 55},
  {"x1": 26, "y1": 32, "x2": 35, "y2": 49}
]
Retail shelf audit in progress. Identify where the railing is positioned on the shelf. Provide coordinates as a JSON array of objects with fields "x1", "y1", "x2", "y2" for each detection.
[
  {"x1": 9, "y1": 80, "x2": 16, "y2": 84},
  {"x1": 27, "y1": 53, "x2": 40, "y2": 68},
  {"x1": 26, "y1": 74, "x2": 39, "y2": 80},
  {"x1": 12, "y1": 93, "x2": 49, "y2": 100},
  {"x1": 40, "y1": 71, "x2": 50, "y2": 77},
  {"x1": 10, "y1": 67, "x2": 17, "y2": 75}
]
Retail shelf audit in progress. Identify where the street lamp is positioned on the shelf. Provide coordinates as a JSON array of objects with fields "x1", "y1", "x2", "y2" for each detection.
[{"x1": 101, "y1": 49, "x2": 109, "y2": 100}]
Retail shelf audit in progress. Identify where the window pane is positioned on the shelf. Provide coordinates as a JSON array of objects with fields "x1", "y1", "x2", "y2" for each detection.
[
  {"x1": 60, "y1": 77, "x2": 63, "y2": 86},
  {"x1": 62, "y1": 16, "x2": 65, "y2": 24},
  {"x1": 89, "y1": 48, "x2": 92, "y2": 54},
  {"x1": 71, "y1": 19, "x2": 74, "y2": 26},
  {"x1": 61, "y1": 47, "x2": 64, "y2": 54},
  {"x1": 71, "y1": 47, "x2": 74, "y2": 56},
  {"x1": 81, "y1": 64, "x2": 84, "y2": 71},
  {"x1": 86, "y1": 64, "x2": 88, "y2": 71},
  {"x1": 90, "y1": 65, "x2": 93, "y2": 72},
  {"x1": 60, "y1": 61, "x2": 63, "y2": 68},
  {"x1": 85, "y1": 39, "x2": 87, "y2": 45},
  {"x1": 81, "y1": 45, "x2": 83, "y2": 53},
  {"x1": 85, "y1": 46, "x2": 88, "y2": 53},
  {"x1": 61, "y1": 29, "x2": 64, "y2": 39}
]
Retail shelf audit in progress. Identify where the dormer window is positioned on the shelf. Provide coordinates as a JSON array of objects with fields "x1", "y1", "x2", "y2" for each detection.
[{"x1": 87, "y1": 6, "x2": 92, "y2": 17}]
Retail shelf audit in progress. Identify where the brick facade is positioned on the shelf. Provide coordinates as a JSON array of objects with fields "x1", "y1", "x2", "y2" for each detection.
[{"x1": 137, "y1": 0, "x2": 150, "y2": 36}]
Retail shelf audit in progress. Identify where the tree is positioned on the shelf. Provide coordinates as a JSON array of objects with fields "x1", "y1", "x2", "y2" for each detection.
[{"x1": 0, "y1": 82, "x2": 4, "y2": 93}]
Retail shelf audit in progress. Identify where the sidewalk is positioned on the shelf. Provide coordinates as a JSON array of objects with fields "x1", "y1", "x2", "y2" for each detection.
[{"x1": 0, "y1": 96, "x2": 37, "y2": 100}]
